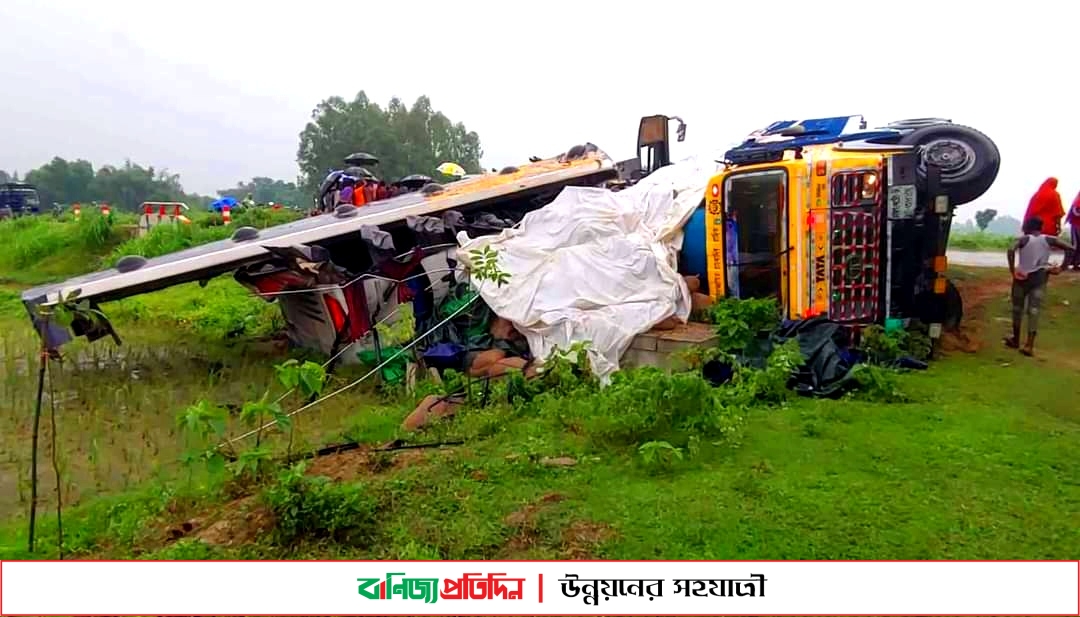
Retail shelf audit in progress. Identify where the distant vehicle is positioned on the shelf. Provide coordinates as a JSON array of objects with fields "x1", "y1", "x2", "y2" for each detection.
[{"x1": 0, "y1": 182, "x2": 42, "y2": 218}]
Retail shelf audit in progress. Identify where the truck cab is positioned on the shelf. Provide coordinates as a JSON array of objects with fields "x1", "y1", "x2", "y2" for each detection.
[
  {"x1": 0, "y1": 182, "x2": 42, "y2": 218},
  {"x1": 686, "y1": 116, "x2": 999, "y2": 338}
]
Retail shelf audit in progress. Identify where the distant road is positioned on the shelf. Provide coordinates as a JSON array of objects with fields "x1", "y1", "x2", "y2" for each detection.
[
  {"x1": 947, "y1": 250, "x2": 1006, "y2": 268},
  {"x1": 947, "y1": 249, "x2": 1068, "y2": 269}
]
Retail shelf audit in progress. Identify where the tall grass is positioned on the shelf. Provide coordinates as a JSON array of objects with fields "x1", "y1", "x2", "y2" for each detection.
[
  {"x1": 110, "y1": 208, "x2": 303, "y2": 264},
  {"x1": 0, "y1": 212, "x2": 129, "y2": 271},
  {"x1": 949, "y1": 229, "x2": 1072, "y2": 251},
  {"x1": 948, "y1": 231, "x2": 1014, "y2": 251}
]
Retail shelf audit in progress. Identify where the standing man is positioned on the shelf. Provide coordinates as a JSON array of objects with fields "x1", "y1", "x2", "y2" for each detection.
[{"x1": 1006, "y1": 216, "x2": 1074, "y2": 356}]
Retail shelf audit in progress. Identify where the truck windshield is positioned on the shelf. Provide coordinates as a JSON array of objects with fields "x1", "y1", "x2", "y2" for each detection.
[{"x1": 724, "y1": 169, "x2": 787, "y2": 300}]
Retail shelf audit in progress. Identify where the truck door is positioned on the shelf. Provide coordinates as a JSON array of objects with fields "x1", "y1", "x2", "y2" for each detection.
[
  {"x1": 722, "y1": 169, "x2": 789, "y2": 305},
  {"x1": 635, "y1": 115, "x2": 686, "y2": 177}
]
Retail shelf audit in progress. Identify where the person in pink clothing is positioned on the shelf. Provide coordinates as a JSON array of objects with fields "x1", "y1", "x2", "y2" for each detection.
[{"x1": 1067, "y1": 191, "x2": 1080, "y2": 270}]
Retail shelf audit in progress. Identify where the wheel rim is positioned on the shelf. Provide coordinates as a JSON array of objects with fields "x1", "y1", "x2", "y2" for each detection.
[{"x1": 920, "y1": 138, "x2": 976, "y2": 180}]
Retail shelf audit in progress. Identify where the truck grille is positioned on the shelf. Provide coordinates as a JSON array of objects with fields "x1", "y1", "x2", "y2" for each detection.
[{"x1": 829, "y1": 172, "x2": 882, "y2": 323}]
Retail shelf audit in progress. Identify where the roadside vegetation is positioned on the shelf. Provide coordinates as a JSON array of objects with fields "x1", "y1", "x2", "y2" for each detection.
[
  {"x1": 0, "y1": 213, "x2": 1078, "y2": 563},
  {"x1": 0, "y1": 209, "x2": 301, "y2": 289},
  {"x1": 949, "y1": 228, "x2": 1072, "y2": 252},
  {"x1": 948, "y1": 230, "x2": 1015, "y2": 251}
]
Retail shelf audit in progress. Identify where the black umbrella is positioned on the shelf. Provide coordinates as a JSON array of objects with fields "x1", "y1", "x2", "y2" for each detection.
[
  {"x1": 318, "y1": 170, "x2": 343, "y2": 197},
  {"x1": 395, "y1": 174, "x2": 432, "y2": 190},
  {"x1": 344, "y1": 152, "x2": 379, "y2": 166},
  {"x1": 343, "y1": 166, "x2": 376, "y2": 179}
]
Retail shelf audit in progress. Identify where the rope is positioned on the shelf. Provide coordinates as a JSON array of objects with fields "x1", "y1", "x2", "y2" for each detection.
[{"x1": 220, "y1": 291, "x2": 482, "y2": 448}]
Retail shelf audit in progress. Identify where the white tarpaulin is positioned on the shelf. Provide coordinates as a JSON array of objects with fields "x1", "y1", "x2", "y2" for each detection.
[{"x1": 456, "y1": 155, "x2": 724, "y2": 380}]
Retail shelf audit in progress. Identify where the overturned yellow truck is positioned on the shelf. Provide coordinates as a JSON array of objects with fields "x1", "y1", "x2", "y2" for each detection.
[{"x1": 674, "y1": 115, "x2": 1000, "y2": 338}]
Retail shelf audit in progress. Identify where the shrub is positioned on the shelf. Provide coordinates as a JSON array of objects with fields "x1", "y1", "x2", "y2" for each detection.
[
  {"x1": 849, "y1": 364, "x2": 910, "y2": 403},
  {"x1": 702, "y1": 297, "x2": 781, "y2": 353},
  {"x1": 538, "y1": 366, "x2": 743, "y2": 447},
  {"x1": 860, "y1": 325, "x2": 931, "y2": 364},
  {"x1": 262, "y1": 463, "x2": 379, "y2": 545}
]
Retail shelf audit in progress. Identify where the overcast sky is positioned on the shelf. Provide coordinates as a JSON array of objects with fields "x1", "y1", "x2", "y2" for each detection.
[{"x1": 0, "y1": 0, "x2": 1074, "y2": 221}]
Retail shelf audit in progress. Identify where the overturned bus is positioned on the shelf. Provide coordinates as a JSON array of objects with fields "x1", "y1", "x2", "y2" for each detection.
[
  {"x1": 20, "y1": 140, "x2": 640, "y2": 359},
  {"x1": 679, "y1": 116, "x2": 999, "y2": 339}
]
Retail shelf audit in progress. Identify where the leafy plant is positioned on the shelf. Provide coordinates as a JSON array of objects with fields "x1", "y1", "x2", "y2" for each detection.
[
  {"x1": 468, "y1": 245, "x2": 510, "y2": 287},
  {"x1": 745, "y1": 339, "x2": 803, "y2": 403},
  {"x1": 637, "y1": 440, "x2": 683, "y2": 473},
  {"x1": 230, "y1": 394, "x2": 291, "y2": 482},
  {"x1": 703, "y1": 297, "x2": 781, "y2": 353},
  {"x1": 262, "y1": 463, "x2": 379, "y2": 545},
  {"x1": 176, "y1": 400, "x2": 230, "y2": 483},
  {"x1": 861, "y1": 325, "x2": 931, "y2": 364},
  {"x1": 274, "y1": 359, "x2": 327, "y2": 399},
  {"x1": 849, "y1": 364, "x2": 910, "y2": 403},
  {"x1": 540, "y1": 366, "x2": 743, "y2": 447}
]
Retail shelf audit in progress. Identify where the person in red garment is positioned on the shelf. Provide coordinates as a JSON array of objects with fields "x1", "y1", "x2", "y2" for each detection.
[{"x1": 1023, "y1": 177, "x2": 1065, "y2": 236}]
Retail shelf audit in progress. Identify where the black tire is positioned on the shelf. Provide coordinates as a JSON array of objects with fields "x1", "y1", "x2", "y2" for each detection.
[
  {"x1": 943, "y1": 279, "x2": 963, "y2": 331},
  {"x1": 898, "y1": 123, "x2": 1000, "y2": 206},
  {"x1": 913, "y1": 279, "x2": 963, "y2": 331}
]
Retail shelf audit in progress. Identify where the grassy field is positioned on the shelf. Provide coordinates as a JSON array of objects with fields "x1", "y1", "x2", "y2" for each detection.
[
  {"x1": 0, "y1": 213, "x2": 1078, "y2": 563},
  {"x1": 948, "y1": 230, "x2": 1015, "y2": 251},
  {"x1": 949, "y1": 229, "x2": 1074, "y2": 251}
]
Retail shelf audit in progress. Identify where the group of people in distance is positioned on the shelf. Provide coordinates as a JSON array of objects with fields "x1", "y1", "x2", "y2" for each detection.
[
  {"x1": 1005, "y1": 177, "x2": 1079, "y2": 356},
  {"x1": 327, "y1": 175, "x2": 392, "y2": 210},
  {"x1": 316, "y1": 171, "x2": 434, "y2": 214}
]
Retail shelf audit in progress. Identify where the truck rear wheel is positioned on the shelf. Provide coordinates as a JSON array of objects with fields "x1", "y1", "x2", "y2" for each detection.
[
  {"x1": 898, "y1": 124, "x2": 1000, "y2": 207},
  {"x1": 943, "y1": 279, "x2": 963, "y2": 331}
]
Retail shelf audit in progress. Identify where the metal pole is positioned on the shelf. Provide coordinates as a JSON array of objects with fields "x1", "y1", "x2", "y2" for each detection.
[{"x1": 28, "y1": 348, "x2": 46, "y2": 553}]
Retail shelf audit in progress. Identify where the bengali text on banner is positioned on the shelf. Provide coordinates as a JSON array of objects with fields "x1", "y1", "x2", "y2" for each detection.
[{"x1": 1, "y1": 560, "x2": 1077, "y2": 616}]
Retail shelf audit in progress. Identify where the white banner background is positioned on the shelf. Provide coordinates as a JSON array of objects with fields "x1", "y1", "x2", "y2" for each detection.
[{"x1": 1, "y1": 560, "x2": 1077, "y2": 616}]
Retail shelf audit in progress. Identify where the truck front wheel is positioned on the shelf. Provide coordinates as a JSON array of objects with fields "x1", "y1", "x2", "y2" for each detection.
[
  {"x1": 943, "y1": 279, "x2": 963, "y2": 331},
  {"x1": 898, "y1": 124, "x2": 1000, "y2": 207},
  {"x1": 913, "y1": 279, "x2": 963, "y2": 332}
]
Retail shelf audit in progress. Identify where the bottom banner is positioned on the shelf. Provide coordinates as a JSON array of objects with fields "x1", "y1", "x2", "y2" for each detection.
[{"x1": 1, "y1": 560, "x2": 1077, "y2": 616}]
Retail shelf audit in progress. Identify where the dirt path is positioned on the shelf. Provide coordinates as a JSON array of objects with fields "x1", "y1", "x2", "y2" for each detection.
[
  {"x1": 941, "y1": 272, "x2": 1011, "y2": 353},
  {"x1": 945, "y1": 268, "x2": 1080, "y2": 357}
]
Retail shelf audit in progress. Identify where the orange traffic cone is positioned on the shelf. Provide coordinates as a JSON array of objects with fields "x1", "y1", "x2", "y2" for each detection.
[{"x1": 222, "y1": 205, "x2": 232, "y2": 225}]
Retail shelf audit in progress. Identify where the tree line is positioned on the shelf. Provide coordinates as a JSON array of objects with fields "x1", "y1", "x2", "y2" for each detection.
[
  {"x1": 296, "y1": 92, "x2": 483, "y2": 196},
  {"x1": 3, "y1": 90, "x2": 484, "y2": 213}
]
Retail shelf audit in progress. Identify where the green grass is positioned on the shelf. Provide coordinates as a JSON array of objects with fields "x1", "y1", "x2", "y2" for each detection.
[
  {"x1": 1, "y1": 209, "x2": 1078, "y2": 563},
  {"x1": 0, "y1": 212, "x2": 132, "y2": 285},
  {"x1": 0, "y1": 207, "x2": 302, "y2": 286},
  {"x1": 109, "y1": 207, "x2": 301, "y2": 265},
  {"x1": 949, "y1": 230, "x2": 1015, "y2": 251},
  {"x1": 949, "y1": 229, "x2": 1072, "y2": 251}
]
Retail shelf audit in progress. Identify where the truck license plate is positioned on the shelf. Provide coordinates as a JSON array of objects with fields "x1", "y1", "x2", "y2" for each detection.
[{"x1": 888, "y1": 185, "x2": 917, "y2": 219}]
